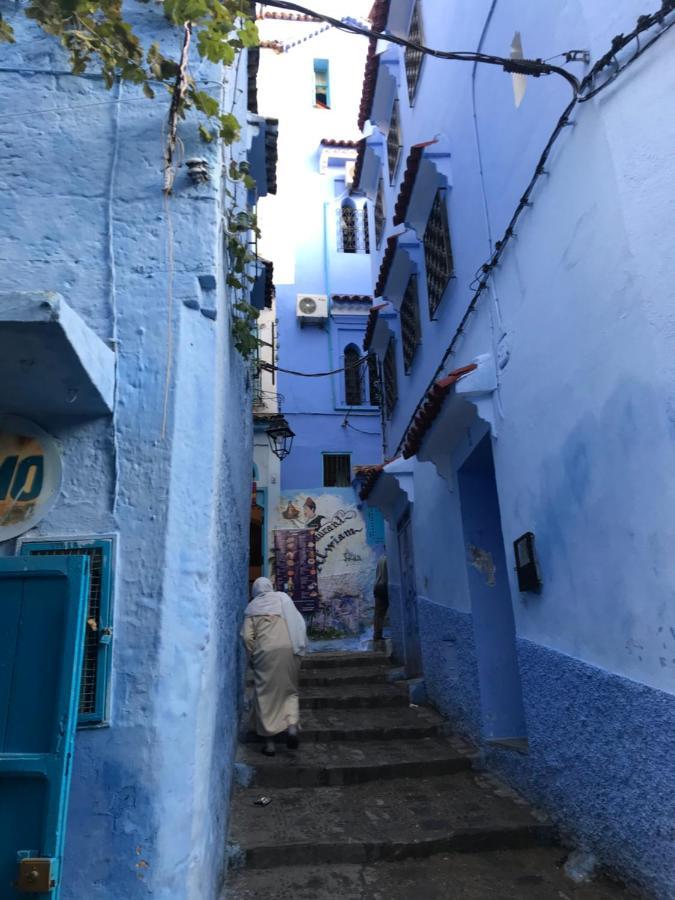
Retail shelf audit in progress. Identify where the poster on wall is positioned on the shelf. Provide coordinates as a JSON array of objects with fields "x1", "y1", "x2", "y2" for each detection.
[
  {"x1": 273, "y1": 528, "x2": 319, "y2": 615},
  {"x1": 275, "y1": 489, "x2": 384, "y2": 639}
]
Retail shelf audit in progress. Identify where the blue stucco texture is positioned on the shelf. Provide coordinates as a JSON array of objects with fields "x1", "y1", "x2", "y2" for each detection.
[
  {"x1": 494, "y1": 639, "x2": 675, "y2": 900},
  {"x1": 419, "y1": 598, "x2": 675, "y2": 898},
  {"x1": 417, "y1": 599, "x2": 481, "y2": 738}
]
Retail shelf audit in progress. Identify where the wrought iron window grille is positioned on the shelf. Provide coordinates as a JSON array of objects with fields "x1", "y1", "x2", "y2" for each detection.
[
  {"x1": 405, "y1": 1, "x2": 424, "y2": 104},
  {"x1": 383, "y1": 337, "x2": 398, "y2": 418},
  {"x1": 374, "y1": 178, "x2": 386, "y2": 249},
  {"x1": 367, "y1": 353, "x2": 380, "y2": 406},
  {"x1": 423, "y1": 189, "x2": 454, "y2": 318},
  {"x1": 344, "y1": 344, "x2": 364, "y2": 405},
  {"x1": 341, "y1": 204, "x2": 357, "y2": 253},
  {"x1": 387, "y1": 100, "x2": 402, "y2": 184},
  {"x1": 400, "y1": 274, "x2": 421, "y2": 373}
]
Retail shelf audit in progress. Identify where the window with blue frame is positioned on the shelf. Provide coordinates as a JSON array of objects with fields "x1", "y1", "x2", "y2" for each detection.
[
  {"x1": 313, "y1": 59, "x2": 330, "y2": 108},
  {"x1": 20, "y1": 536, "x2": 114, "y2": 727}
]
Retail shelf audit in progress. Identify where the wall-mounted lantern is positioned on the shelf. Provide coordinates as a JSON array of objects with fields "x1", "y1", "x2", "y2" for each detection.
[
  {"x1": 513, "y1": 531, "x2": 542, "y2": 592},
  {"x1": 266, "y1": 415, "x2": 294, "y2": 460}
]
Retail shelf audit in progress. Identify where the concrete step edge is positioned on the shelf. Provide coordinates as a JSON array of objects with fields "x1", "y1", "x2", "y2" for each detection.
[
  {"x1": 230, "y1": 823, "x2": 558, "y2": 870},
  {"x1": 244, "y1": 754, "x2": 473, "y2": 788}
]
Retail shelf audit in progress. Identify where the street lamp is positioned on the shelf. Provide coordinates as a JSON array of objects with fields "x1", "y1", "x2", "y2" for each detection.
[{"x1": 266, "y1": 414, "x2": 294, "y2": 460}]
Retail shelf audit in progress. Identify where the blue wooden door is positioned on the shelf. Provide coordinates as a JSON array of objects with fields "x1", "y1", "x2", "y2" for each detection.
[{"x1": 0, "y1": 556, "x2": 89, "y2": 898}]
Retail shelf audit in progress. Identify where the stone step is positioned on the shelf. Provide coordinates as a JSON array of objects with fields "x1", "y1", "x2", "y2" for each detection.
[
  {"x1": 300, "y1": 666, "x2": 390, "y2": 686},
  {"x1": 242, "y1": 711, "x2": 449, "y2": 746},
  {"x1": 301, "y1": 651, "x2": 389, "y2": 670},
  {"x1": 299, "y1": 684, "x2": 407, "y2": 710},
  {"x1": 227, "y1": 846, "x2": 635, "y2": 899},
  {"x1": 236, "y1": 736, "x2": 474, "y2": 788},
  {"x1": 295, "y1": 705, "x2": 450, "y2": 742},
  {"x1": 228, "y1": 771, "x2": 556, "y2": 869}
]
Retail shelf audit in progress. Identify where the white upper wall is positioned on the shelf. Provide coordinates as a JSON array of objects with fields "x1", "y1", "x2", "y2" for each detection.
[{"x1": 256, "y1": 1, "x2": 372, "y2": 283}]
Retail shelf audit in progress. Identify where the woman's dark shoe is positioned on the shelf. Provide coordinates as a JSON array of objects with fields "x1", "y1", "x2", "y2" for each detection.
[
  {"x1": 286, "y1": 725, "x2": 299, "y2": 750},
  {"x1": 262, "y1": 739, "x2": 276, "y2": 756}
]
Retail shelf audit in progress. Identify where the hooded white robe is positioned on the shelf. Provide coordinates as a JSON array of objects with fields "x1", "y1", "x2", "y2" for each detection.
[{"x1": 241, "y1": 578, "x2": 307, "y2": 736}]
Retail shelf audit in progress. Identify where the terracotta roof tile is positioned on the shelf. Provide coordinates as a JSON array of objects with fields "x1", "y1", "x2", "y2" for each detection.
[
  {"x1": 258, "y1": 11, "x2": 320, "y2": 21},
  {"x1": 401, "y1": 364, "x2": 478, "y2": 459},
  {"x1": 352, "y1": 138, "x2": 367, "y2": 191},
  {"x1": 374, "y1": 234, "x2": 399, "y2": 297},
  {"x1": 357, "y1": 454, "x2": 400, "y2": 501},
  {"x1": 260, "y1": 40, "x2": 284, "y2": 53},
  {"x1": 320, "y1": 138, "x2": 360, "y2": 148},
  {"x1": 363, "y1": 302, "x2": 389, "y2": 351},
  {"x1": 393, "y1": 140, "x2": 436, "y2": 226},
  {"x1": 331, "y1": 294, "x2": 373, "y2": 304},
  {"x1": 357, "y1": 39, "x2": 380, "y2": 130},
  {"x1": 369, "y1": 0, "x2": 391, "y2": 32}
]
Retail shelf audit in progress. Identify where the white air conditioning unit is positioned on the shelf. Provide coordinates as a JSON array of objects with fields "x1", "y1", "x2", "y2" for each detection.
[{"x1": 296, "y1": 293, "x2": 328, "y2": 324}]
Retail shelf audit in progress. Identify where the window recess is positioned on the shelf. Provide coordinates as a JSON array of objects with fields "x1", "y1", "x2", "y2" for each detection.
[{"x1": 323, "y1": 453, "x2": 352, "y2": 487}]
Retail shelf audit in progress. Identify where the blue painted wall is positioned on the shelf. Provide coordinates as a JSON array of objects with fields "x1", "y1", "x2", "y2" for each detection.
[
  {"x1": 360, "y1": 0, "x2": 675, "y2": 894},
  {"x1": 0, "y1": 6, "x2": 254, "y2": 897}
]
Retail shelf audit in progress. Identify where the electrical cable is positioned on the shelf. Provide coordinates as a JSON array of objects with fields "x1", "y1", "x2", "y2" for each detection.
[
  {"x1": 259, "y1": 356, "x2": 369, "y2": 377},
  {"x1": 260, "y1": 1, "x2": 581, "y2": 95}
]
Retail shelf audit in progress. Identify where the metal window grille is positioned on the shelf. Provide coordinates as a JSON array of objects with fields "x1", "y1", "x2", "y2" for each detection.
[
  {"x1": 374, "y1": 178, "x2": 386, "y2": 249},
  {"x1": 383, "y1": 338, "x2": 398, "y2": 418},
  {"x1": 21, "y1": 538, "x2": 114, "y2": 725},
  {"x1": 423, "y1": 189, "x2": 454, "y2": 317},
  {"x1": 362, "y1": 205, "x2": 370, "y2": 254},
  {"x1": 367, "y1": 353, "x2": 380, "y2": 406},
  {"x1": 405, "y1": 2, "x2": 424, "y2": 103},
  {"x1": 387, "y1": 100, "x2": 402, "y2": 183},
  {"x1": 323, "y1": 453, "x2": 352, "y2": 487},
  {"x1": 341, "y1": 204, "x2": 357, "y2": 253},
  {"x1": 400, "y1": 275, "x2": 421, "y2": 373},
  {"x1": 344, "y1": 344, "x2": 363, "y2": 405}
]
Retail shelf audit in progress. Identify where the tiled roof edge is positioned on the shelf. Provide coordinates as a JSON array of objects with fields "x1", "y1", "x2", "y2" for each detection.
[{"x1": 401, "y1": 364, "x2": 478, "y2": 458}]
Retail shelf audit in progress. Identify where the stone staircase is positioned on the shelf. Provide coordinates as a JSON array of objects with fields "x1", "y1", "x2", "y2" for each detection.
[{"x1": 226, "y1": 652, "x2": 635, "y2": 899}]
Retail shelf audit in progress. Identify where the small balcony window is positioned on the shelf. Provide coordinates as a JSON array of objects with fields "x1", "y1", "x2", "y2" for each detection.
[{"x1": 313, "y1": 59, "x2": 330, "y2": 108}]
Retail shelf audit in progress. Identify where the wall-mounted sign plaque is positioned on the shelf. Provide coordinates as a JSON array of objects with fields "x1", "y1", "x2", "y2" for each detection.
[{"x1": 0, "y1": 416, "x2": 62, "y2": 541}]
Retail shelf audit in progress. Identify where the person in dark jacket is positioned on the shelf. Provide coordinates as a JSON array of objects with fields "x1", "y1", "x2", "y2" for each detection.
[{"x1": 373, "y1": 554, "x2": 388, "y2": 642}]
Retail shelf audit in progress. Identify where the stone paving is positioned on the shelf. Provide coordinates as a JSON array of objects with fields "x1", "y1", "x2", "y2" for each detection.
[{"x1": 226, "y1": 651, "x2": 637, "y2": 898}]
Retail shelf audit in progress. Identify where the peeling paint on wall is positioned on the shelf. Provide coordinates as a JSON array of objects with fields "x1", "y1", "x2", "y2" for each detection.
[{"x1": 468, "y1": 544, "x2": 496, "y2": 587}]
